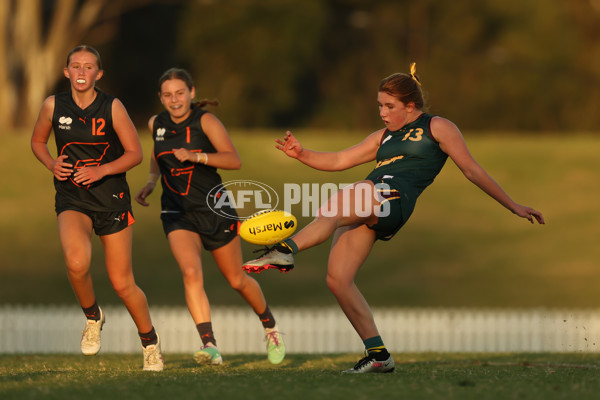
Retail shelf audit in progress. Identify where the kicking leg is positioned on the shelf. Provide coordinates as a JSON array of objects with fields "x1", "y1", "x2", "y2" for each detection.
[
  {"x1": 293, "y1": 180, "x2": 379, "y2": 251},
  {"x1": 243, "y1": 180, "x2": 380, "y2": 273}
]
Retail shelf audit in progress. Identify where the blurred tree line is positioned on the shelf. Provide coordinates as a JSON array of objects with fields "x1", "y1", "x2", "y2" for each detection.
[{"x1": 2, "y1": 0, "x2": 599, "y2": 133}]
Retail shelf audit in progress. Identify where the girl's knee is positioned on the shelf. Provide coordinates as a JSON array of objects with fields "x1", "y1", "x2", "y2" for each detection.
[
  {"x1": 65, "y1": 258, "x2": 90, "y2": 278},
  {"x1": 111, "y1": 278, "x2": 136, "y2": 299},
  {"x1": 227, "y1": 273, "x2": 249, "y2": 292},
  {"x1": 107, "y1": 269, "x2": 136, "y2": 298},
  {"x1": 326, "y1": 273, "x2": 351, "y2": 295},
  {"x1": 180, "y1": 265, "x2": 204, "y2": 288}
]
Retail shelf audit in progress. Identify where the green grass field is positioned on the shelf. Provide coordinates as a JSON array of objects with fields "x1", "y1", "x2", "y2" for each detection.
[
  {"x1": 2, "y1": 352, "x2": 600, "y2": 399},
  {"x1": 1, "y1": 130, "x2": 599, "y2": 307},
  {"x1": 2, "y1": 131, "x2": 599, "y2": 399}
]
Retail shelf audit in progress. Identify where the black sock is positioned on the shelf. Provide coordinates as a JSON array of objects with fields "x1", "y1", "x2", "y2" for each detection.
[
  {"x1": 196, "y1": 322, "x2": 216, "y2": 347},
  {"x1": 257, "y1": 306, "x2": 276, "y2": 329},
  {"x1": 139, "y1": 326, "x2": 158, "y2": 347},
  {"x1": 82, "y1": 302, "x2": 101, "y2": 321}
]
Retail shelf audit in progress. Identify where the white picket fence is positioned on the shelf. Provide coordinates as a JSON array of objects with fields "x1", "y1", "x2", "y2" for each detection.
[{"x1": 1, "y1": 305, "x2": 599, "y2": 354}]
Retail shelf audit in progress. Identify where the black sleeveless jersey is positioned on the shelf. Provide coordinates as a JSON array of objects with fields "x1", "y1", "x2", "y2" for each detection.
[
  {"x1": 152, "y1": 107, "x2": 225, "y2": 212},
  {"x1": 366, "y1": 113, "x2": 448, "y2": 222},
  {"x1": 52, "y1": 89, "x2": 132, "y2": 212}
]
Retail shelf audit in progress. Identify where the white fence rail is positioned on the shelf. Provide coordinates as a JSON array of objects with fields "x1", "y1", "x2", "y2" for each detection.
[{"x1": 1, "y1": 305, "x2": 599, "y2": 354}]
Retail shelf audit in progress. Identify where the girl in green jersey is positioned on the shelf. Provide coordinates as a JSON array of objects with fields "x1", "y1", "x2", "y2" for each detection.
[{"x1": 243, "y1": 64, "x2": 545, "y2": 373}]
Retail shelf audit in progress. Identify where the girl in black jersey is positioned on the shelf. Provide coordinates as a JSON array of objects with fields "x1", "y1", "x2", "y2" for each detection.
[
  {"x1": 135, "y1": 68, "x2": 285, "y2": 365},
  {"x1": 31, "y1": 45, "x2": 163, "y2": 371},
  {"x1": 243, "y1": 64, "x2": 545, "y2": 373}
]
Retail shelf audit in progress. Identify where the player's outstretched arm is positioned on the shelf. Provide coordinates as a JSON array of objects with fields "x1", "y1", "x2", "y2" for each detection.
[
  {"x1": 432, "y1": 117, "x2": 545, "y2": 225},
  {"x1": 274, "y1": 130, "x2": 383, "y2": 172}
]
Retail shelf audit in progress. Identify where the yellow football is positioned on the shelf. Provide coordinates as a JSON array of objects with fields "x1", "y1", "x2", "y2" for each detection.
[{"x1": 239, "y1": 210, "x2": 297, "y2": 245}]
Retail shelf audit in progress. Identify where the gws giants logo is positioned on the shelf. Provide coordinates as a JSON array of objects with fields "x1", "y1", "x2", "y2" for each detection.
[
  {"x1": 58, "y1": 116, "x2": 72, "y2": 130},
  {"x1": 207, "y1": 180, "x2": 279, "y2": 220},
  {"x1": 156, "y1": 128, "x2": 166, "y2": 141}
]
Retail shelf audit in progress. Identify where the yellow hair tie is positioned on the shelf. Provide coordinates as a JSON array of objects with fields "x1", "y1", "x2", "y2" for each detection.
[{"x1": 409, "y1": 62, "x2": 422, "y2": 87}]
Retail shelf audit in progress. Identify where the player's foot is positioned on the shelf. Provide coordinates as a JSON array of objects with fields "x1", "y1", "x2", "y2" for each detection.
[
  {"x1": 80, "y1": 307, "x2": 105, "y2": 356},
  {"x1": 243, "y1": 244, "x2": 294, "y2": 273},
  {"x1": 342, "y1": 350, "x2": 395, "y2": 374},
  {"x1": 142, "y1": 334, "x2": 164, "y2": 371},
  {"x1": 265, "y1": 327, "x2": 286, "y2": 364},
  {"x1": 194, "y1": 345, "x2": 223, "y2": 365}
]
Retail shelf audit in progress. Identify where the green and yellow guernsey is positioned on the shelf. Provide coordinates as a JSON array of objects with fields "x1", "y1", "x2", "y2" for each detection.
[{"x1": 366, "y1": 113, "x2": 448, "y2": 228}]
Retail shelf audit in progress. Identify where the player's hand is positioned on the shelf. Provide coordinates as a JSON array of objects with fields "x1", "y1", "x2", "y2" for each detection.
[
  {"x1": 275, "y1": 131, "x2": 303, "y2": 159},
  {"x1": 172, "y1": 148, "x2": 195, "y2": 163},
  {"x1": 135, "y1": 183, "x2": 155, "y2": 207},
  {"x1": 73, "y1": 165, "x2": 106, "y2": 186},
  {"x1": 52, "y1": 154, "x2": 73, "y2": 181},
  {"x1": 513, "y1": 204, "x2": 545, "y2": 224}
]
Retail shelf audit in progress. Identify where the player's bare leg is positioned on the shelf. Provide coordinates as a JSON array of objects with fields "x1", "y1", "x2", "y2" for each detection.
[
  {"x1": 103, "y1": 226, "x2": 163, "y2": 370},
  {"x1": 167, "y1": 229, "x2": 223, "y2": 365},
  {"x1": 58, "y1": 210, "x2": 96, "y2": 308},
  {"x1": 102, "y1": 226, "x2": 153, "y2": 333},
  {"x1": 59, "y1": 211, "x2": 106, "y2": 355},
  {"x1": 212, "y1": 236, "x2": 267, "y2": 313},
  {"x1": 326, "y1": 224, "x2": 379, "y2": 339},
  {"x1": 243, "y1": 180, "x2": 379, "y2": 273},
  {"x1": 214, "y1": 236, "x2": 285, "y2": 364},
  {"x1": 328, "y1": 223, "x2": 395, "y2": 373},
  {"x1": 292, "y1": 180, "x2": 379, "y2": 251},
  {"x1": 167, "y1": 229, "x2": 211, "y2": 323}
]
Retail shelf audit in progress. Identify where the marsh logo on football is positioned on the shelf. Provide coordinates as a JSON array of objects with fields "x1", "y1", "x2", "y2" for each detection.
[
  {"x1": 207, "y1": 180, "x2": 279, "y2": 220},
  {"x1": 58, "y1": 116, "x2": 72, "y2": 130}
]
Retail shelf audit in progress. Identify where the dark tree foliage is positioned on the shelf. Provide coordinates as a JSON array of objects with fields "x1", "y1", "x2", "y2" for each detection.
[
  {"x1": 7, "y1": 0, "x2": 598, "y2": 132},
  {"x1": 169, "y1": 0, "x2": 600, "y2": 132}
]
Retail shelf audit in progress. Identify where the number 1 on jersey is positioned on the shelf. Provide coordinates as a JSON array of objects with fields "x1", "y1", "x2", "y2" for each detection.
[{"x1": 92, "y1": 118, "x2": 106, "y2": 135}]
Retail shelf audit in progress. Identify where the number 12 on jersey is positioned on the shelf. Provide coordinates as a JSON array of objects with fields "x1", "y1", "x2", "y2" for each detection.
[{"x1": 92, "y1": 118, "x2": 106, "y2": 135}]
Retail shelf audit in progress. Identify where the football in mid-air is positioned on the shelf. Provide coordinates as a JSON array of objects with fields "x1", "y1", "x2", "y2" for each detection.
[{"x1": 239, "y1": 210, "x2": 297, "y2": 245}]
